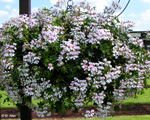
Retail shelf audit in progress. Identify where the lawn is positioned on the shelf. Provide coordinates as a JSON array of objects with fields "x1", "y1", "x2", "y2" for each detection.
[
  {"x1": 65, "y1": 115, "x2": 150, "y2": 120},
  {"x1": 146, "y1": 77, "x2": 150, "y2": 86},
  {"x1": 122, "y1": 88, "x2": 150, "y2": 105}
]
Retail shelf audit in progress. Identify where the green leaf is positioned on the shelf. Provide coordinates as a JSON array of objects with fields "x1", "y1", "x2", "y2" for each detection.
[
  {"x1": 116, "y1": 18, "x2": 120, "y2": 23},
  {"x1": 3, "y1": 97, "x2": 10, "y2": 104},
  {"x1": 61, "y1": 66, "x2": 68, "y2": 73},
  {"x1": 50, "y1": 55, "x2": 56, "y2": 62}
]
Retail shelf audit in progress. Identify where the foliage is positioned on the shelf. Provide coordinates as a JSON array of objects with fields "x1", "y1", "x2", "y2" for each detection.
[{"x1": 0, "y1": 0, "x2": 150, "y2": 118}]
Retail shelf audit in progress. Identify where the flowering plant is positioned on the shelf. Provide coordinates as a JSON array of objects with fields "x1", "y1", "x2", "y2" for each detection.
[{"x1": 0, "y1": 0, "x2": 150, "y2": 118}]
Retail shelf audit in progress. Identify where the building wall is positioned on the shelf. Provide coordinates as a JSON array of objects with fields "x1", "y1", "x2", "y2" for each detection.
[{"x1": 130, "y1": 31, "x2": 150, "y2": 51}]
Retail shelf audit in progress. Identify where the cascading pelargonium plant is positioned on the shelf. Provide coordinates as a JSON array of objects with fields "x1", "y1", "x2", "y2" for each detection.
[{"x1": 0, "y1": 0, "x2": 150, "y2": 118}]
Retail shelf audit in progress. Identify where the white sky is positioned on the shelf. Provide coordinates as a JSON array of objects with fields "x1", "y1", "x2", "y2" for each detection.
[{"x1": 0, "y1": 0, "x2": 150, "y2": 31}]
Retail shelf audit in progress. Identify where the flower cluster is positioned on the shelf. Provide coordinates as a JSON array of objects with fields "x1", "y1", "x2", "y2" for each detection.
[
  {"x1": 87, "y1": 29, "x2": 113, "y2": 44},
  {"x1": 42, "y1": 25, "x2": 62, "y2": 44},
  {"x1": 128, "y1": 34, "x2": 144, "y2": 47},
  {"x1": 30, "y1": 34, "x2": 47, "y2": 50},
  {"x1": 113, "y1": 88, "x2": 125, "y2": 101},
  {"x1": 93, "y1": 92, "x2": 105, "y2": 105},
  {"x1": 84, "y1": 110, "x2": 95, "y2": 118},
  {"x1": 57, "y1": 39, "x2": 80, "y2": 66},
  {"x1": 96, "y1": 102, "x2": 113, "y2": 118},
  {"x1": 70, "y1": 77, "x2": 87, "y2": 107},
  {"x1": 23, "y1": 52, "x2": 41, "y2": 64},
  {"x1": 2, "y1": 43, "x2": 16, "y2": 70},
  {"x1": 113, "y1": 40, "x2": 135, "y2": 59},
  {"x1": 81, "y1": 59, "x2": 121, "y2": 89}
]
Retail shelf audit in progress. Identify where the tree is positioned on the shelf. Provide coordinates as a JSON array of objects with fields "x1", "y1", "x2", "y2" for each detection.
[{"x1": 0, "y1": 0, "x2": 150, "y2": 119}]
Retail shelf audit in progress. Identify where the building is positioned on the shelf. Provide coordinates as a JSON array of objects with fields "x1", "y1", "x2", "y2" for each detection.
[
  {"x1": 129, "y1": 31, "x2": 150, "y2": 50},
  {"x1": 0, "y1": 28, "x2": 3, "y2": 33}
]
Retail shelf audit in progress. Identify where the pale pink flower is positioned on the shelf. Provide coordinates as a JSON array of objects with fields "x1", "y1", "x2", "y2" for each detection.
[{"x1": 48, "y1": 63, "x2": 53, "y2": 67}]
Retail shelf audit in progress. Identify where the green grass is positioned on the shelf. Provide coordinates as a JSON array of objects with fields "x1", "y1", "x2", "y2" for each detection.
[
  {"x1": 65, "y1": 115, "x2": 150, "y2": 120},
  {"x1": 147, "y1": 78, "x2": 150, "y2": 86},
  {"x1": 122, "y1": 88, "x2": 150, "y2": 105},
  {"x1": 146, "y1": 77, "x2": 150, "y2": 86}
]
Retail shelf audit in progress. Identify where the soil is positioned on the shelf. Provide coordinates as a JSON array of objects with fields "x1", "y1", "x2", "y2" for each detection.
[{"x1": 1, "y1": 104, "x2": 150, "y2": 119}]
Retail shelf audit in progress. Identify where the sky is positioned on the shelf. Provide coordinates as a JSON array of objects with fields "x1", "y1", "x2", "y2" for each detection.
[{"x1": 0, "y1": 0, "x2": 150, "y2": 31}]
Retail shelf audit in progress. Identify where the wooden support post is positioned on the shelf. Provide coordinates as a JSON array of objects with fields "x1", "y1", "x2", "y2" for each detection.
[
  {"x1": 19, "y1": 1, "x2": 31, "y2": 120},
  {"x1": 20, "y1": 96, "x2": 32, "y2": 120},
  {"x1": 0, "y1": 93, "x2": 1, "y2": 120},
  {"x1": 18, "y1": 94, "x2": 32, "y2": 120},
  {"x1": 19, "y1": 0, "x2": 31, "y2": 16}
]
